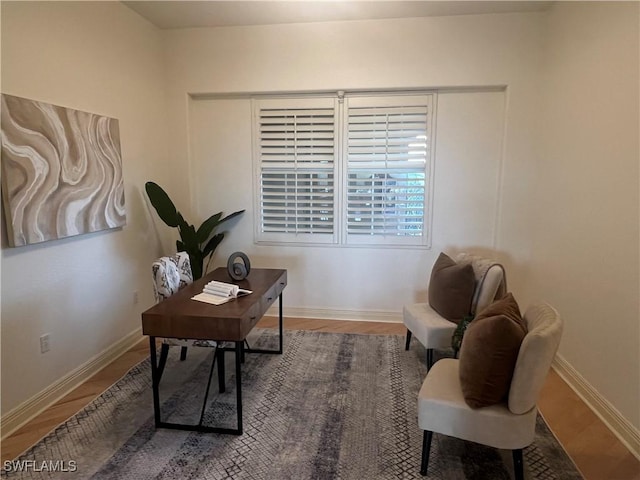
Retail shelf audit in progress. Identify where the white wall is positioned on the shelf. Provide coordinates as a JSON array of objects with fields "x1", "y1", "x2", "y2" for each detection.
[
  {"x1": 165, "y1": 13, "x2": 545, "y2": 315},
  {"x1": 0, "y1": 2, "x2": 171, "y2": 415},
  {"x1": 188, "y1": 90, "x2": 506, "y2": 315},
  {"x1": 531, "y1": 2, "x2": 639, "y2": 431}
]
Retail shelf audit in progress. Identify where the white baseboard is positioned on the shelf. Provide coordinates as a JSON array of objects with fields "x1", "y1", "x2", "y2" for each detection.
[
  {"x1": 1, "y1": 327, "x2": 144, "y2": 441},
  {"x1": 267, "y1": 305, "x2": 403, "y2": 323},
  {"x1": 552, "y1": 353, "x2": 640, "y2": 460}
]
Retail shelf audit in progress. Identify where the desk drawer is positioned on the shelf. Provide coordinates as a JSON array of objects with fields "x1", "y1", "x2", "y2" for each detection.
[{"x1": 259, "y1": 272, "x2": 287, "y2": 314}]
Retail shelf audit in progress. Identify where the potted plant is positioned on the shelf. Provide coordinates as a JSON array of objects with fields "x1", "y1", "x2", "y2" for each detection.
[{"x1": 145, "y1": 181, "x2": 244, "y2": 280}]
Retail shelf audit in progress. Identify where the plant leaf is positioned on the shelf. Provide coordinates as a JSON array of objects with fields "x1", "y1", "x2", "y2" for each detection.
[
  {"x1": 181, "y1": 225, "x2": 198, "y2": 250},
  {"x1": 196, "y1": 212, "x2": 223, "y2": 243},
  {"x1": 145, "y1": 182, "x2": 179, "y2": 227},
  {"x1": 202, "y1": 233, "x2": 224, "y2": 257},
  {"x1": 218, "y1": 210, "x2": 245, "y2": 225}
]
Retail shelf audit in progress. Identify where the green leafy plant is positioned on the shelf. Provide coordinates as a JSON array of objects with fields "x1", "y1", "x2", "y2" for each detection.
[
  {"x1": 145, "y1": 181, "x2": 244, "y2": 280},
  {"x1": 451, "y1": 314, "x2": 475, "y2": 357}
]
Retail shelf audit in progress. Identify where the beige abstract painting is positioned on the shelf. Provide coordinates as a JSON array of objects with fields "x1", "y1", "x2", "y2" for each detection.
[{"x1": 1, "y1": 94, "x2": 126, "y2": 247}]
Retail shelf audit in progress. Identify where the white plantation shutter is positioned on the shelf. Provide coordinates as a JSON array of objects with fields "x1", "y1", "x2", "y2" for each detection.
[
  {"x1": 254, "y1": 98, "x2": 337, "y2": 243},
  {"x1": 345, "y1": 95, "x2": 433, "y2": 246},
  {"x1": 253, "y1": 93, "x2": 434, "y2": 247}
]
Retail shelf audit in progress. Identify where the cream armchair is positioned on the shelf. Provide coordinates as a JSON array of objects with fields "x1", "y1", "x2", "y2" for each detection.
[
  {"x1": 417, "y1": 303, "x2": 563, "y2": 479},
  {"x1": 403, "y1": 253, "x2": 506, "y2": 369}
]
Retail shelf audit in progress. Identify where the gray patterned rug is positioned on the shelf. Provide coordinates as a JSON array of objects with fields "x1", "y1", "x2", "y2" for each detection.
[{"x1": 3, "y1": 329, "x2": 582, "y2": 479}]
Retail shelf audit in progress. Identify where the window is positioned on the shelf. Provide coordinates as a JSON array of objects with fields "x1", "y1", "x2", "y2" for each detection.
[
  {"x1": 253, "y1": 93, "x2": 435, "y2": 247},
  {"x1": 254, "y1": 97, "x2": 338, "y2": 244},
  {"x1": 344, "y1": 95, "x2": 432, "y2": 246}
]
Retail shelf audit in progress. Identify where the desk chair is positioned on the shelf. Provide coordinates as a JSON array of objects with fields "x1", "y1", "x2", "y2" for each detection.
[
  {"x1": 403, "y1": 253, "x2": 506, "y2": 369},
  {"x1": 417, "y1": 303, "x2": 563, "y2": 479}
]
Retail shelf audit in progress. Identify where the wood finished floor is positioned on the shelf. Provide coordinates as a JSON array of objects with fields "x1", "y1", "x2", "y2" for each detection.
[{"x1": 2, "y1": 317, "x2": 638, "y2": 480}]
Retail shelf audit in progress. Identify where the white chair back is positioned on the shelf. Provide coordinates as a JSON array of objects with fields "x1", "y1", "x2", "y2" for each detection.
[
  {"x1": 455, "y1": 253, "x2": 506, "y2": 315},
  {"x1": 508, "y1": 303, "x2": 563, "y2": 414}
]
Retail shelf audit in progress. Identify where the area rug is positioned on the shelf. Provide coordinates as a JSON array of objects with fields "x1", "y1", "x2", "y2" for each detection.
[{"x1": 2, "y1": 330, "x2": 583, "y2": 479}]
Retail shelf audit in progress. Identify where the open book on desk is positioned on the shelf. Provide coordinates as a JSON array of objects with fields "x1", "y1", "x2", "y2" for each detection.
[{"x1": 191, "y1": 280, "x2": 252, "y2": 306}]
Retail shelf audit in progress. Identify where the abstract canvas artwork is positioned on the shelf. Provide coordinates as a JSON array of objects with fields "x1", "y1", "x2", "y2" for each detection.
[{"x1": 1, "y1": 94, "x2": 126, "y2": 247}]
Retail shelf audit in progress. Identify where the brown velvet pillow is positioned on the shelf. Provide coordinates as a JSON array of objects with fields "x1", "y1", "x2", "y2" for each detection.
[
  {"x1": 458, "y1": 293, "x2": 527, "y2": 408},
  {"x1": 428, "y1": 252, "x2": 475, "y2": 324}
]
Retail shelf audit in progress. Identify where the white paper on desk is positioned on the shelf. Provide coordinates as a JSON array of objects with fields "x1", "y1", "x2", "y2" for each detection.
[
  {"x1": 204, "y1": 283, "x2": 252, "y2": 298},
  {"x1": 191, "y1": 292, "x2": 232, "y2": 305},
  {"x1": 204, "y1": 282, "x2": 235, "y2": 297}
]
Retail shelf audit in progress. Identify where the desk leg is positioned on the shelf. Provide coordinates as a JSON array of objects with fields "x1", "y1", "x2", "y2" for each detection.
[
  {"x1": 157, "y1": 344, "x2": 169, "y2": 381},
  {"x1": 217, "y1": 348, "x2": 226, "y2": 393},
  {"x1": 149, "y1": 336, "x2": 161, "y2": 427},
  {"x1": 235, "y1": 341, "x2": 243, "y2": 434},
  {"x1": 243, "y1": 293, "x2": 284, "y2": 356},
  {"x1": 148, "y1": 337, "x2": 241, "y2": 434},
  {"x1": 279, "y1": 292, "x2": 284, "y2": 354},
  {"x1": 198, "y1": 347, "x2": 219, "y2": 426}
]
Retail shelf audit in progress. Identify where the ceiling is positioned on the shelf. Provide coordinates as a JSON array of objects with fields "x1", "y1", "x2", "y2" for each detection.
[{"x1": 123, "y1": 1, "x2": 552, "y2": 30}]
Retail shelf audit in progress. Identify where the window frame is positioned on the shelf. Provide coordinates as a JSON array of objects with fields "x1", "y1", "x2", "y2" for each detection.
[{"x1": 252, "y1": 91, "x2": 436, "y2": 248}]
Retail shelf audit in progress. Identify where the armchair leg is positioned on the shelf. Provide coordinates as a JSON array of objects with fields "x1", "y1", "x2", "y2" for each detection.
[
  {"x1": 420, "y1": 430, "x2": 433, "y2": 476},
  {"x1": 180, "y1": 346, "x2": 188, "y2": 361},
  {"x1": 426, "y1": 349, "x2": 434, "y2": 370},
  {"x1": 512, "y1": 449, "x2": 524, "y2": 480},
  {"x1": 405, "y1": 329, "x2": 412, "y2": 350}
]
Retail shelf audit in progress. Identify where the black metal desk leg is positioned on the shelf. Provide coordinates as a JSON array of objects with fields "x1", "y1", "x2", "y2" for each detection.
[
  {"x1": 198, "y1": 347, "x2": 219, "y2": 426},
  {"x1": 279, "y1": 292, "x2": 283, "y2": 354},
  {"x1": 235, "y1": 341, "x2": 243, "y2": 434},
  {"x1": 217, "y1": 348, "x2": 226, "y2": 393},
  {"x1": 149, "y1": 336, "x2": 161, "y2": 426}
]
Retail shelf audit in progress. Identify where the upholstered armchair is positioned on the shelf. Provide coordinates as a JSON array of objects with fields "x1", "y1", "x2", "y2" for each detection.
[
  {"x1": 417, "y1": 303, "x2": 563, "y2": 479},
  {"x1": 151, "y1": 252, "x2": 217, "y2": 376},
  {"x1": 403, "y1": 253, "x2": 506, "y2": 369}
]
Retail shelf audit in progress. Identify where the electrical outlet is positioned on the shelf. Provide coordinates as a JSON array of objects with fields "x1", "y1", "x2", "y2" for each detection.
[
  {"x1": 133, "y1": 291, "x2": 139, "y2": 305},
  {"x1": 40, "y1": 334, "x2": 51, "y2": 354}
]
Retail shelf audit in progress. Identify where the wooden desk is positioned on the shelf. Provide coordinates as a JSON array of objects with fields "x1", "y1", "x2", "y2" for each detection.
[{"x1": 142, "y1": 267, "x2": 287, "y2": 435}]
